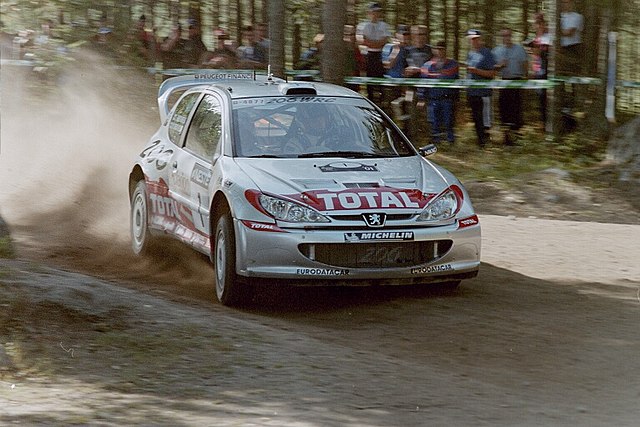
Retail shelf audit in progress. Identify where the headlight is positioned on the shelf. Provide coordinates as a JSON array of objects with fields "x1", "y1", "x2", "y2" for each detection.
[
  {"x1": 417, "y1": 187, "x2": 460, "y2": 222},
  {"x1": 258, "y1": 194, "x2": 330, "y2": 223}
]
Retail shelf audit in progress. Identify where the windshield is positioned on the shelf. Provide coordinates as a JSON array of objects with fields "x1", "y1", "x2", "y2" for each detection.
[{"x1": 232, "y1": 96, "x2": 416, "y2": 158}]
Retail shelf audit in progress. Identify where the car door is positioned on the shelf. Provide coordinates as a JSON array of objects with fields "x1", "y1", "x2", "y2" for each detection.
[
  {"x1": 168, "y1": 92, "x2": 224, "y2": 254},
  {"x1": 145, "y1": 91, "x2": 201, "y2": 236}
]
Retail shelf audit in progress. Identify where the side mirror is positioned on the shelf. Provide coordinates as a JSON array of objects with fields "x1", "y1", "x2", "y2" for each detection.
[{"x1": 418, "y1": 144, "x2": 437, "y2": 157}]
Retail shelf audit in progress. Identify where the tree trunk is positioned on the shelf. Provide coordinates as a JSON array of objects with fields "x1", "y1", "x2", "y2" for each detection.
[
  {"x1": 321, "y1": 0, "x2": 347, "y2": 85},
  {"x1": 269, "y1": 0, "x2": 285, "y2": 78},
  {"x1": 453, "y1": 0, "x2": 460, "y2": 61}
]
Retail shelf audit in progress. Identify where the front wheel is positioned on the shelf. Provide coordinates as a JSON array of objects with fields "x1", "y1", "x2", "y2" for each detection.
[{"x1": 213, "y1": 212, "x2": 245, "y2": 306}]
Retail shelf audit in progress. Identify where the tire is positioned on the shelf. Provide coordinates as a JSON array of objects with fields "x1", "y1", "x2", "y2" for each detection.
[
  {"x1": 213, "y1": 211, "x2": 245, "y2": 306},
  {"x1": 130, "y1": 181, "x2": 154, "y2": 255}
]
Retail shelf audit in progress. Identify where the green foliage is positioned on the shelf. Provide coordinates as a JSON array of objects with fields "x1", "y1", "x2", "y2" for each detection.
[
  {"x1": 429, "y1": 124, "x2": 608, "y2": 184},
  {"x1": 0, "y1": 237, "x2": 16, "y2": 259}
]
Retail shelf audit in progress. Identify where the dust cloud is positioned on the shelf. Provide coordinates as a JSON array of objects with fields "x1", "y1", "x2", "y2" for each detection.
[{"x1": 0, "y1": 51, "x2": 215, "y2": 300}]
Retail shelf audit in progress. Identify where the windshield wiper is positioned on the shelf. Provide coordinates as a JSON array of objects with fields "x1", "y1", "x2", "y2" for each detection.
[
  {"x1": 297, "y1": 151, "x2": 382, "y2": 159},
  {"x1": 246, "y1": 154, "x2": 282, "y2": 158}
]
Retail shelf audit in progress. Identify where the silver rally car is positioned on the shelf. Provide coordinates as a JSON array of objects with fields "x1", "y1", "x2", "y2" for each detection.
[{"x1": 129, "y1": 71, "x2": 480, "y2": 305}]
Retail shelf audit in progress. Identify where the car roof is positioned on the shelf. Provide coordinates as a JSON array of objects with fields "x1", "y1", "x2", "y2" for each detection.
[
  {"x1": 157, "y1": 71, "x2": 363, "y2": 122},
  {"x1": 208, "y1": 77, "x2": 360, "y2": 99}
]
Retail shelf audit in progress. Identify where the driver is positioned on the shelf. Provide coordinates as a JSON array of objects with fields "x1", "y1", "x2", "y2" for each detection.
[{"x1": 285, "y1": 105, "x2": 336, "y2": 154}]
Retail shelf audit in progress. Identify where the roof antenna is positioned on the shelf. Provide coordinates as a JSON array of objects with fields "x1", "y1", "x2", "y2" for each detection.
[{"x1": 267, "y1": 64, "x2": 273, "y2": 82}]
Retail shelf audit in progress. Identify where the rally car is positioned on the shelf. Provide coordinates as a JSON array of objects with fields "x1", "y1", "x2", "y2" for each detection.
[{"x1": 129, "y1": 71, "x2": 480, "y2": 306}]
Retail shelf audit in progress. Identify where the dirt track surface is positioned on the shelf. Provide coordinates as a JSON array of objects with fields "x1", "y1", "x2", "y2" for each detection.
[{"x1": 2, "y1": 54, "x2": 640, "y2": 425}]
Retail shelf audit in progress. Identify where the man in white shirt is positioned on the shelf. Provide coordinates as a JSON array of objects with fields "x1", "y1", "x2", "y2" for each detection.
[
  {"x1": 559, "y1": 0, "x2": 584, "y2": 75},
  {"x1": 357, "y1": 2, "x2": 390, "y2": 102}
]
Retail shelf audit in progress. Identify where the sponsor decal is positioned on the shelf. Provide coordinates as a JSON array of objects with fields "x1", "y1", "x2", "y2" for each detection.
[
  {"x1": 265, "y1": 96, "x2": 336, "y2": 105},
  {"x1": 149, "y1": 193, "x2": 179, "y2": 218},
  {"x1": 285, "y1": 187, "x2": 434, "y2": 211},
  {"x1": 169, "y1": 170, "x2": 191, "y2": 195},
  {"x1": 296, "y1": 268, "x2": 350, "y2": 276},
  {"x1": 195, "y1": 72, "x2": 253, "y2": 80},
  {"x1": 191, "y1": 164, "x2": 212, "y2": 188},
  {"x1": 344, "y1": 231, "x2": 414, "y2": 242},
  {"x1": 241, "y1": 220, "x2": 285, "y2": 233},
  {"x1": 411, "y1": 264, "x2": 453, "y2": 275},
  {"x1": 458, "y1": 215, "x2": 479, "y2": 229},
  {"x1": 174, "y1": 224, "x2": 210, "y2": 251},
  {"x1": 319, "y1": 162, "x2": 379, "y2": 172}
]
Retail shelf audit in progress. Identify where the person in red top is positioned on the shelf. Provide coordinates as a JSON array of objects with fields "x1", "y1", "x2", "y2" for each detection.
[{"x1": 420, "y1": 41, "x2": 459, "y2": 144}]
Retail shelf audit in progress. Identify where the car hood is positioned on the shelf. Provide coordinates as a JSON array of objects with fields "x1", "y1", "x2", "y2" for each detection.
[{"x1": 234, "y1": 157, "x2": 452, "y2": 212}]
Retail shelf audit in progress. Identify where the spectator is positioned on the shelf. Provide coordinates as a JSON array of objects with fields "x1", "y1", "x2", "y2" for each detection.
[
  {"x1": 182, "y1": 19, "x2": 208, "y2": 67},
  {"x1": 559, "y1": 0, "x2": 584, "y2": 75},
  {"x1": 529, "y1": 12, "x2": 552, "y2": 125},
  {"x1": 420, "y1": 41, "x2": 459, "y2": 144},
  {"x1": 254, "y1": 22, "x2": 270, "y2": 65},
  {"x1": 344, "y1": 25, "x2": 365, "y2": 77},
  {"x1": 202, "y1": 29, "x2": 237, "y2": 69},
  {"x1": 404, "y1": 25, "x2": 433, "y2": 77},
  {"x1": 357, "y1": 2, "x2": 390, "y2": 102},
  {"x1": 382, "y1": 25, "x2": 410, "y2": 78},
  {"x1": 464, "y1": 29, "x2": 497, "y2": 148},
  {"x1": 492, "y1": 28, "x2": 528, "y2": 145},
  {"x1": 298, "y1": 33, "x2": 324, "y2": 71},
  {"x1": 237, "y1": 25, "x2": 265, "y2": 68},
  {"x1": 161, "y1": 23, "x2": 186, "y2": 69},
  {"x1": 133, "y1": 14, "x2": 155, "y2": 62}
]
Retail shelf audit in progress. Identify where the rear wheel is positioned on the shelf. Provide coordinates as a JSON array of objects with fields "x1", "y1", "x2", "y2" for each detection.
[
  {"x1": 130, "y1": 181, "x2": 154, "y2": 255},
  {"x1": 213, "y1": 211, "x2": 245, "y2": 306}
]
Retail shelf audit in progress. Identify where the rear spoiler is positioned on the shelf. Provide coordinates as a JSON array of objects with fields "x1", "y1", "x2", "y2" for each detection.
[{"x1": 157, "y1": 70, "x2": 283, "y2": 122}]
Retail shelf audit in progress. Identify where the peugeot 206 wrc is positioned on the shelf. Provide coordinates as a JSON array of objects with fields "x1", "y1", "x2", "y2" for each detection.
[{"x1": 128, "y1": 71, "x2": 481, "y2": 306}]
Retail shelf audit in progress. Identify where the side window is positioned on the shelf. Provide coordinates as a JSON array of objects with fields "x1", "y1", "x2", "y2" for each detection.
[
  {"x1": 185, "y1": 94, "x2": 222, "y2": 160},
  {"x1": 168, "y1": 93, "x2": 200, "y2": 144}
]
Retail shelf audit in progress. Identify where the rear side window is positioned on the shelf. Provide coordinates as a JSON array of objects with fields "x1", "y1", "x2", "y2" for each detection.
[
  {"x1": 185, "y1": 94, "x2": 222, "y2": 160},
  {"x1": 168, "y1": 92, "x2": 200, "y2": 144}
]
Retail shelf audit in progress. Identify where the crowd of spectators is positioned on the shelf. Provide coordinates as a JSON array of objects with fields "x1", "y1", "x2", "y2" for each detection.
[
  {"x1": 130, "y1": 15, "x2": 271, "y2": 71},
  {"x1": 287, "y1": 2, "x2": 581, "y2": 147},
  {"x1": 4, "y1": 1, "x2": 585, "y2": 148}
]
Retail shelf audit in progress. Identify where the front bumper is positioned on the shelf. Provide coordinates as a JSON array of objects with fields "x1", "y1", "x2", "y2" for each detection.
[{"x1": 234, "y1": 218, "x2": 481, "y2": 284}]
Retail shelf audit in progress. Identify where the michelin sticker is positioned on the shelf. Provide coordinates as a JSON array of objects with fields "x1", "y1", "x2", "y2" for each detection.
[
  {"x1": 344, "y1": 231, "x2": 414, "y2": 242},
  {"x1": 411, "y1": 264, "x2": 453, "y2": 275}
]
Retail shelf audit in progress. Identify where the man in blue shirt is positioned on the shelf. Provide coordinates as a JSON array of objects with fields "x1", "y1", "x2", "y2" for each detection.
[
  {"x1": 421, "y1": 41, "x2": 459, "y2": 144},
  {"x1": 465, "y1": 29, "x2": 496, "y2": 148},
  {"x1": 493, "y1": 28, "x2": 528, "y2": 145}
]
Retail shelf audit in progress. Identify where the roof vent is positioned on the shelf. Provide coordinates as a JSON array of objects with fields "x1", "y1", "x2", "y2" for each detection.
[{"x1": 279, "y1": 83, "x2": 317, "y2": 96}]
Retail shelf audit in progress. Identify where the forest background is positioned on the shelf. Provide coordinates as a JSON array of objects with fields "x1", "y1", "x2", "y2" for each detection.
[{"x1": 1, "y1": 0, "x2": 639, "y2": 180}]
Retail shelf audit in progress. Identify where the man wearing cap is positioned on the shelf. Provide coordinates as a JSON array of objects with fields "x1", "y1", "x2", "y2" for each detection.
[
  {"x1": 421, "y1": 41, "x2": 459, "y2": 144},
  {"x1": 492, "y1": 28, "x2": 528, "y2": 145},
  {"x1": 465, "y1": 29, "x2": 497, "y2": 148},
  {"x1": 357, "y1": 3, "x2": 391, "y2": 101}
]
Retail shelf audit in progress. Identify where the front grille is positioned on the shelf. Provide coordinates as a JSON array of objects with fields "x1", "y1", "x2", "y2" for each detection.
[
  {"x1": 299, "y1": 240, "x2": 453, "y2": 268},
  {"x1": 328, "y1": 213, "x2": 414, "y2": 222}
]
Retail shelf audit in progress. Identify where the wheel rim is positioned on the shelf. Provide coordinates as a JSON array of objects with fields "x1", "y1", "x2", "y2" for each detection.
[
  {"x1": 131, "y1": 192, "x2": 146, "y2": 252},
  {"x1": 215, "y1": 229, "x2": 226, "y2": 298}
]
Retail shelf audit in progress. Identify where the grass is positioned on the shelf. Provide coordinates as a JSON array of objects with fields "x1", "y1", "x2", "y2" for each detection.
[
  {"x1": 0, "y1": 237, "x2": 15, "y2": 259},
  {"x1": 421, "y1": 121, "x2": 608, "y2": 185}
]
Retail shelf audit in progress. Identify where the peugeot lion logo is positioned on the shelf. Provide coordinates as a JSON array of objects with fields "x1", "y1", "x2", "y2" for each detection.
[{"x1": 362, "y1": 213, "x2": 386, "y2": 228}]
